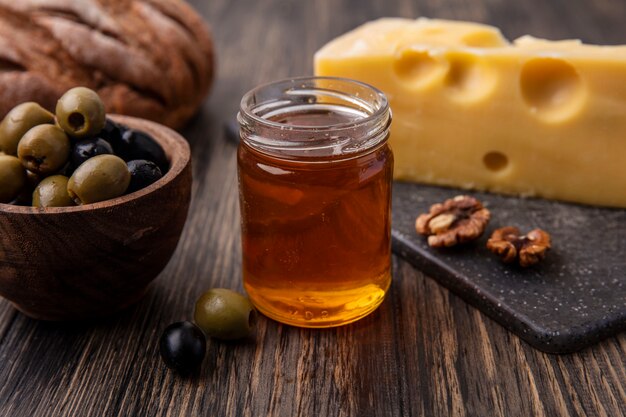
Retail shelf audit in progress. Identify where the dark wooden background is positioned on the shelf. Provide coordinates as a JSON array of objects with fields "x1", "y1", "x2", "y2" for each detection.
[{"x1": 1, "y1": 0, "x2": 625, "y2": 416}]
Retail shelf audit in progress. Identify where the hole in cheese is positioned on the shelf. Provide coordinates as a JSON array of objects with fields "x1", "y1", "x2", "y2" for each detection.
[
  {"x1": 444, "y1": 52, "x2": 498, "y2": 102},
  {"x1": 393, "y1": 49, "x2": 446, "y2": 88},
  {"x1": 483, "y1": 151, "x2": 509, "y2": 172},
  {"x1": 520, "y1": 58, "x2": 585, "y2": 123}
]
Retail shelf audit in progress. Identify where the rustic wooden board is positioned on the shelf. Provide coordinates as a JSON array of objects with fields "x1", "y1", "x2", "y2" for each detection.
[{"x1": 392, "y1": 182, "x2": 626, "y2": 353}]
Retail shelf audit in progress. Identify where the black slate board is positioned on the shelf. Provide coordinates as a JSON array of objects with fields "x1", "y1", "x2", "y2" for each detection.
[{"x1": 391, "y1": 182, "x2": 626, "y2": 354}]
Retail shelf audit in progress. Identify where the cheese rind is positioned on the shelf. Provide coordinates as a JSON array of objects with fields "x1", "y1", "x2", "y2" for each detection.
[{"x1": 315, "y1": 18, "x2": 626, "y2": 208}]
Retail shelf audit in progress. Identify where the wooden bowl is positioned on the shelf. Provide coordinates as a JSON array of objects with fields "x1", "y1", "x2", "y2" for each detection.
[{"x1": 0, "y1": 115, "x2": 192, "y2": 320}]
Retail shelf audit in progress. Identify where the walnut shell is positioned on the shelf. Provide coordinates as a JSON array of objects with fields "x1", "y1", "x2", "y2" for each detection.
[{"x1": 0, "y1": 0, "x2": 214, "y2": 129}]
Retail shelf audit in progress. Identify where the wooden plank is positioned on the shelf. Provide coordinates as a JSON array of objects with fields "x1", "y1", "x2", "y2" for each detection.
[{"x1": 0, "y1": 0, "x2": 625, "y2": 416}]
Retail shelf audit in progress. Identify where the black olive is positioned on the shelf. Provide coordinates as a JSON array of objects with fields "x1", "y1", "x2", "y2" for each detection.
[
  {"x1": 56, "y1": 162, "x2": 74, "y2": 177},
  {"x1": 126, "y1": 159, "x2": 163, "y2": 193},
  {"x1": 99, "y1": 118, "x2": 124, "y2": 148},
  {"x1": 114, "y1": 129, "x2": 168, "y2": 173},
  {"x1": 71, "y1": 137, "x2": 113, "y2": 169},
  {"x1": 159, "y1": 321, "x2": 206, "y2": 375}
]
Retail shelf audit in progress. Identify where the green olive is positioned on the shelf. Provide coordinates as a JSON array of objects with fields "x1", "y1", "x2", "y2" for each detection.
[
  {"x1": 193, "y1": 289, "x2": 257, "y2": 340},
  {"x1": 0, "y1": 102, "x2": 55, "y2": 156},
  {"x1": 67, "y1": 154, "x2": 130, "y2": 204},
  {"x1": 56, "y1": 87, "x2": 106, "y2": 138},
  {"x1": 32, "y1": 175, "x2": 74, "y2": 208},
  {"x1": 0, "y1": 155, "x2": 26, "y2": 203},
  {"x1": 17, "y1": 124, "x2": 70, "y2": 175}
]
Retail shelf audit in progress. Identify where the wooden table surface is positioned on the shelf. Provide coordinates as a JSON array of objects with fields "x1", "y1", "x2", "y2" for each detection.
[{"x1": 1, "y1": 0, "x2": 625, "y2": 416}]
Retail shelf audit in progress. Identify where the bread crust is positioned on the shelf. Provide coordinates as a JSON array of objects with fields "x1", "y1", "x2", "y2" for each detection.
[{"x1": 0, "y1": 0, "x2": 214, "y2": 129}]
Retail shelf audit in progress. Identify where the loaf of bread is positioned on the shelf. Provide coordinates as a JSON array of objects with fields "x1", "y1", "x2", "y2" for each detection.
[{"x1": 0, "y1": 0, "x2": 213, "y2": 129}]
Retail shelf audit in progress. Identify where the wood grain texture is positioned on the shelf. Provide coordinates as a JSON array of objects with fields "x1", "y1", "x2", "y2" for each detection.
[{"x1": 1, "y1": 0, "x2": 625, "y2": 416}]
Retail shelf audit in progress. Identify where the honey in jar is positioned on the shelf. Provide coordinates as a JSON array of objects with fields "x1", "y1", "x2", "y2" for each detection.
[{"x1": 237, "y1": 77, "x2": 393, "y2": 327}]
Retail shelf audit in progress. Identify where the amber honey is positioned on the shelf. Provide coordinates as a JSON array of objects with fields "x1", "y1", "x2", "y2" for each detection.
[{"x1": 237, "y1": 77, "x2": 393, "y2": 327}]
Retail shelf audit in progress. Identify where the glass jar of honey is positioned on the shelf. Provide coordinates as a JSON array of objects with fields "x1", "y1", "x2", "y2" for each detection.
[{"x1": 237, "y1": 77, "x2": 393, "y2": 327}]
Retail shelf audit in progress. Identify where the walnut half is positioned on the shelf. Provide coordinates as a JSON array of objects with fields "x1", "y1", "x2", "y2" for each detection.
[
  {"x1": 415, "y1": 195, "x2": 491, "y2": 247},
  {"x1": 486, "y1": 227, "x2": 551, "y2": 267}
]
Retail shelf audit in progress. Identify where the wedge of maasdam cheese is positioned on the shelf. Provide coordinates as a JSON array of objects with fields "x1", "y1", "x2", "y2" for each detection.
[{"x1": 315, "y1": 18, "x2": 626, "y2": 208}]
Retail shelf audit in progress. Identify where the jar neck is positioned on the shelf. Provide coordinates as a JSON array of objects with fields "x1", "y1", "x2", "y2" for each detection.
[{"x1": 238, "y1": 77, "x2": 391, "y2": 161}]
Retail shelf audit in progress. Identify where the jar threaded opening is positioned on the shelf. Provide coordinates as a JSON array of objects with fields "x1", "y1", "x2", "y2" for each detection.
[{"x1": 238, "y1": 76, "x2": 391, "y2": 160}]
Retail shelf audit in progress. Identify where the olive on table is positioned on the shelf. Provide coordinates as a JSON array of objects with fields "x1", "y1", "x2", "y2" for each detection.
[
  {"x1": 159, "y1": 321, "x2": 206, "y2": 375},
  {"x1": 0, "y1": 102, "x2": 55, "y2": 156},
  {"x1": 17, "y1": 124, "x2": 70, "y2": 175},
  {"x1": 32, "y1": 175, "x2": 74, "y2": 208},
  {"x1": 115, "y1": 129, "x2": 168, "y2": 173},
  {"x1": 194, "y1": 288, "x2": 257, "y2": 340},
  {"x1": 71, "y1": 137, "x2": 113, "y2": 169},
  {"x1": 67, "y1": 154, "x2": 130, "y2": 205},
  {"x1": 126, "y1": 160, "x2": 163, "y2": 193},
  {"x1": 56, "y1": 87, "x2": 106, "y2": 138},
  {"x1": 0, "y1": 155, "x2": 26, "y2": 203}
]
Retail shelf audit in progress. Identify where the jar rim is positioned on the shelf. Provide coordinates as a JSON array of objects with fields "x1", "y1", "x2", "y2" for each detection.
[
  {"x1": 238, "y1": 76, "x2": 389, "y2": 132},
  {"x1": 237, "y1": 76, "x2": 391, "y2": 159}
]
